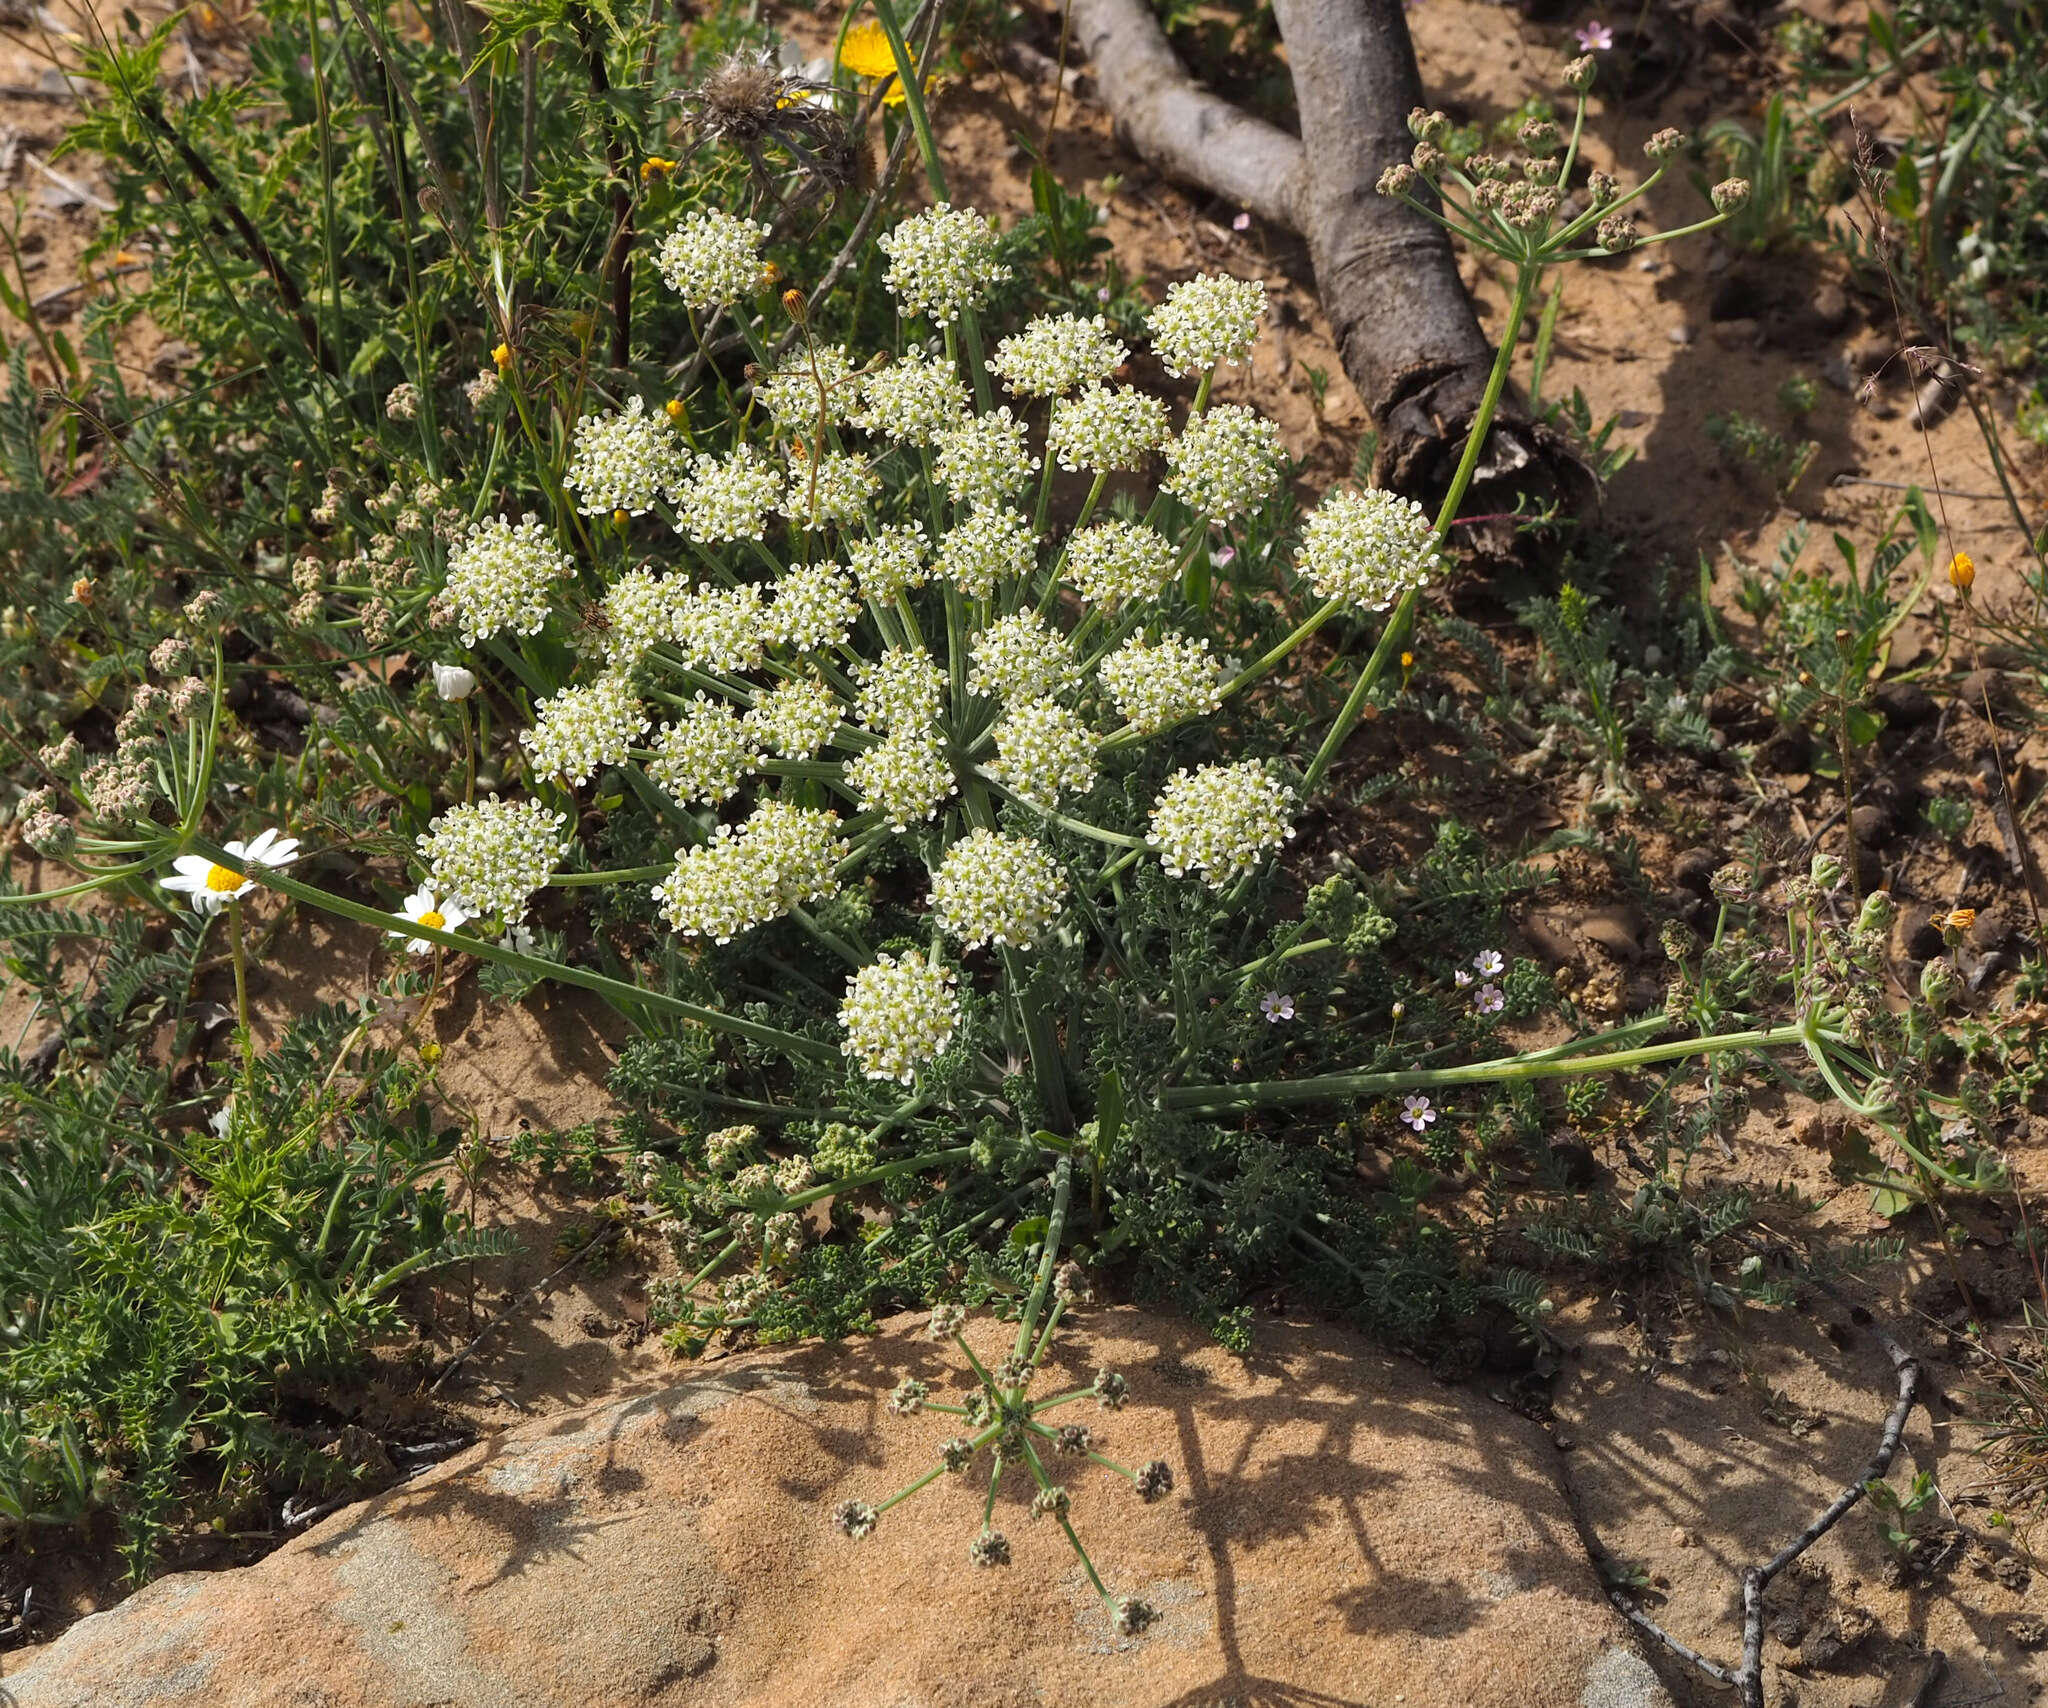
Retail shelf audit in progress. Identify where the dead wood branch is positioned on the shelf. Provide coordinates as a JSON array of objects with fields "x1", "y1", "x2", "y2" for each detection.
[
  {"x1": 1069, "y1": 0, "x2": 1308, "y2": 231},
  {"x1": 1613, "y1": 1312, "x2": 1924, "y2": 1708},
  {"x1": 1070, "y1": 0, "x2": 1582, "y2": 523}
]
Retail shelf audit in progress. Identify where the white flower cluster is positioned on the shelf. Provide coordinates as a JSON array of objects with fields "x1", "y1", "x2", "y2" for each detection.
[
  {"x1": 602, "y1": 566, "x2": 683, "y2": 666},
  {"x1": 565, "y1": 397, "x2": 685, "y2": 518},
  {"x1": 648, "y1": 695, "x2": 758, "y2": 806},
  {"x1": 755, "y1": 344, "x2": 856, "y2": 431},
  {"x1": 877, "y1": 204, "x2": 1011, "y2": 323},
  {"x1": 851, "y1": 348, "x2": 968, "y2": 445},
  {"x1": 988, "y1": 313, "x2": 1126, "y2": 397},
  {"x1": 674, "y1": 446, "x2": 784, "y2": 543},
  {"x1": 1297, "y1": 487, "x2": 1443, "y2": 612},
  {"x1": 934, "y1": 407, "x2": 1036, "y2": 510},
  {"x1": 675, "y1": 582, "x2": 768, "y2": 673},
  {"x1": 936, "y1": 506, "x2": 1036, "y2": 598},
  {"x1": 780, "y1": 447, "x2": 879, "y2": 528},
  {"x1": 418, "y1": 796, "x2": 568, "y2": 923},
  {"x1": 652, "y1": 800, "x2": 843, "y2": 942},
  {"x1": 1046, "y1": 386, "x2": 1168, "y2": 473},
  {"x1": 768, "y1": 561, "x2": 859, "y2": 653},
  {"x1": 846, "y1": 523, "x2": 930, "y2": 603},
  {"x1": 838, "y1": 949, "x2": 960, "y2": 1082},
  {"x1": 855, "y1": 645, "x2": 945, "y2": 734},
  {"x1": 1100, "y1": 633, "x2": 1222, "y2": 734},
  {"x1": 1148, "y1": 761, "x2": 1296, "y2": 888},
  {"x1": 991, "y1": 699, "x2": 1097, "y2": 811},
  {"x1": 520, "y1": 672, "x2": 646, "y2": 785},
  {"x1": 658, "y1": 208, "x2": 770, "y2": 311},
  {"x1": 1163, "y1": 404, "x2": 1286, "y2": 520},
  {"x1": 847, "y1": 729, "x2": 955, "y2": 829},
  {"x1": 444, "y1": 514, "x2": 572, "y2": 646},
  {"x1": 745, "y1": 675, "x2": 840, "y2": 759},
  {"x1": 968, "y1": 612, "x2": 1077, "y2": 704},
  {"x1": 929, "y1": 829, "x2": 1067, "y2": 950},
  {"x1": 1147, "y1": 273, "x2": 1268, "y2": 376},
  {"x1": 1063, "y1": 520, "x2": 1177, "y2": 606}
]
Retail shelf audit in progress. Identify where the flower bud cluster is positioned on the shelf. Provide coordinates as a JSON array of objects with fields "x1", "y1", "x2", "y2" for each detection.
[
  {"x1": 418, "y1": 796, "x2": 569, "y2": 924},
  {"x1": 839, "y1": 948, "x2": 960, "y2": 1082},
  {"x1": 445, "y1": 514, "x2": 573, "y2": 646},
  {"x1": 648, "y1": 694, "x2": 759, "y2": 806},
  {"x1": 988, "y1": 312, "x2": 1127, "y2": 397},
  {"x1": 565, "y1": 397, "x2": 687, "y2": 518},
  {"x1": 652, "y1": 800, "x2": 843, "y2": 942},
  {"x1": 1148, "y1": 762, "x2": 1297, "y2": 888},
  {"x1": 520, "y1": 671, "x2": 646, "y2": 785},
  {"x1": 877, "y1": 203, "x2": 1012, "y2": 323},
  {"x1": 929, "y1": 828, "x2": 1068, "y2": 950},
  {"x1": 968, "y1": 611, "x2": 1079, "y2": 704}
]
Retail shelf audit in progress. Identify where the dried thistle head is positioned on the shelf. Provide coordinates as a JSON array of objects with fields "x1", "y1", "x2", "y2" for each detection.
[{"x1": 672, "y1": 51, "x2": 864, "y2": 209}]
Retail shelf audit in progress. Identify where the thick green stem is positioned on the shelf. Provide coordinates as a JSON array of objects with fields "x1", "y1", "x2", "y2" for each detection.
[
  {"x1": 1010, "y1": 1154, "x2": 1074, "y2": 1369},
  {"x1": 229, "y1": 898, "x2": 255, "y2": 1081},
  {"x1": 1161, "y1": 1020, "x2": 1813, "y2": 1112},
  {"x1": 1300, "y1": 261, "x2": 1540, "y2": 796},
  {"x1": 184, "y1": 838, "x2": 838, "y2": 1060}
]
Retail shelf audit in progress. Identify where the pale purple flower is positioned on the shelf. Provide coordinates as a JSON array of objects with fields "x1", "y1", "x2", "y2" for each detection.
[
  {"x1": 1574, "y1": 20, "x2": 1614, "y2": 50},
  {"x1": 1454, "y1": 969, "x2": 1473, "y2": 989},
  {"x1": 1097, "y1": 285, "x2": 1112, "y2": 303},
  {"x1": 1474, "y1": 949, "x2": 1505, "y2": 978},
  {"x1": 1260, "y1": 990, "x2": 1295, "y2": 1024},
  {"x1": 1474, "y1": 983, "x2": 1505, "y2": 1015},
  {"x1": 1211, "y1": 544, "x2": 1237, "y2": 568},
  {"x1": 1231, "y1": 211, "x2": 1253, "y2": 232},
  {"x1": 1399, "y1": 1094, "x2": 1437, "y2": 1132}
]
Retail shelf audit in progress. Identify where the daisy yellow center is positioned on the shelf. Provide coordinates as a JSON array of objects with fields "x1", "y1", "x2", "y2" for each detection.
[
  {"x1": 204, "y1": 864, "x2": 245, "y2": 892},
  {"x1": 419, "y1": 909, "x2": 446, "y2": 931}
]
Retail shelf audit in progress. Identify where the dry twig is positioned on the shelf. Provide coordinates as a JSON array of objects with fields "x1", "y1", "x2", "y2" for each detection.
[{"x1": 1616, "y1": 1313, "x2": 1923, "y2": 1708}]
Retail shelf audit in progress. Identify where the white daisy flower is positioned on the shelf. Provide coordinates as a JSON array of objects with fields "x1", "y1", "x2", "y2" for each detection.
[
  {"x1": 390, "y1": 887, "x2": 470, "y2": 955},
  {"x1": 162, "y1": 827, "x2": 300, "y2": 915}
]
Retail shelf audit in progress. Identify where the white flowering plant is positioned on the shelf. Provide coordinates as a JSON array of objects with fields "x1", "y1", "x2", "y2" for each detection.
[
  {"x1": 10, "y1": 41, "x2": 1799, "y2": 1343},
  {"x1": 1, "y1": 3, "x2": 2023, "y2": 1632}
]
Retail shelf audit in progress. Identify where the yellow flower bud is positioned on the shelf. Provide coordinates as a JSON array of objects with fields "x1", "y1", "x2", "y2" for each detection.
[
  {"x1": 492, "y1": 341, "x2": 512, "y2": 371},
  {"x1": 781, "y1": 286, "x2": 808, "y2": 326},
  {"x1": 665, "y1": 399, "x2": 687, "y2": 424},
  {"x1": 1948, "y1": 550, "x2": 1974, "y2": 592}
]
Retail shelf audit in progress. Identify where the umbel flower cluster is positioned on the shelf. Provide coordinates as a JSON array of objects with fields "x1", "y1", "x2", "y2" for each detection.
[
  {"x1": 410, "y1": 201, "x2": 1446, "y2": 1085},
  {"x1": 1374, "y1": 61, "x2": 1750, "y2": 263}
]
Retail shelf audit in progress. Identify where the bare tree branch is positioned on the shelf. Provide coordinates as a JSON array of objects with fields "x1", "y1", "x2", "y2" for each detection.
[
  {"x1": 1605, "y1": 1310, "x2": 1924, "y2": 1708},
  {"x1": 1069, "y1": 0, "x2": 1582, "y2": 518},
  {"x1": 1069, "y1": 0, "x2": 1309, "y2": 231}
]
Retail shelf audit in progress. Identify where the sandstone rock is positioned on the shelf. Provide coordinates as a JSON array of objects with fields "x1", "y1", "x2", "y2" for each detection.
[{"x1": 3, "y1": 1309, "x2": 1666, "y2": 1708}]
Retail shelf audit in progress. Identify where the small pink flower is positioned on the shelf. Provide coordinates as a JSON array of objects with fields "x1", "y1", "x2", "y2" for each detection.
[
  {"x1": 1211, "y1": 544, "x2": 1237, "y2": 567},
  {"x1": 1474, "y1": 949, "x2": 1505, "y2": 978},
  {"x1": 1232, "y1": 211, "x2": 1253, "y2": 232},
  {"x1": 1399, "y1": 1094, "x2": 1437, "y2": 1132},
  {"x1": 1575, "y1": 19, "x2": 1614, "y2": 50},
  {"x1": 1474, "y1": 984, "x2": 1505, "y2": 1015},
  {"x1": 1260, "y1": 990, "x2": 1295, "y2": 1024},
  {"x1": 1454, "y1": 969, "x2": 1473, "y2": 988}
]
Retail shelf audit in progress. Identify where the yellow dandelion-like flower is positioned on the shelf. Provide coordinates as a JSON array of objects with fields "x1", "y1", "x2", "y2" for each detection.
[
  {"x1": 839, "y1": 20, "x2": 897, "y2": 79},
  {"x1": 492, "y1": 341, "x2": 512, "y2": 371},
  {"x1": 882, "y1": 73, "x2": 936, "y2": 108},
  {"x1": 1948, "y1": 551, "x2": 1974, "y2": 592},
  {"x1": 639, "y1": 156, "x2": 678, "y2": 182}
]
